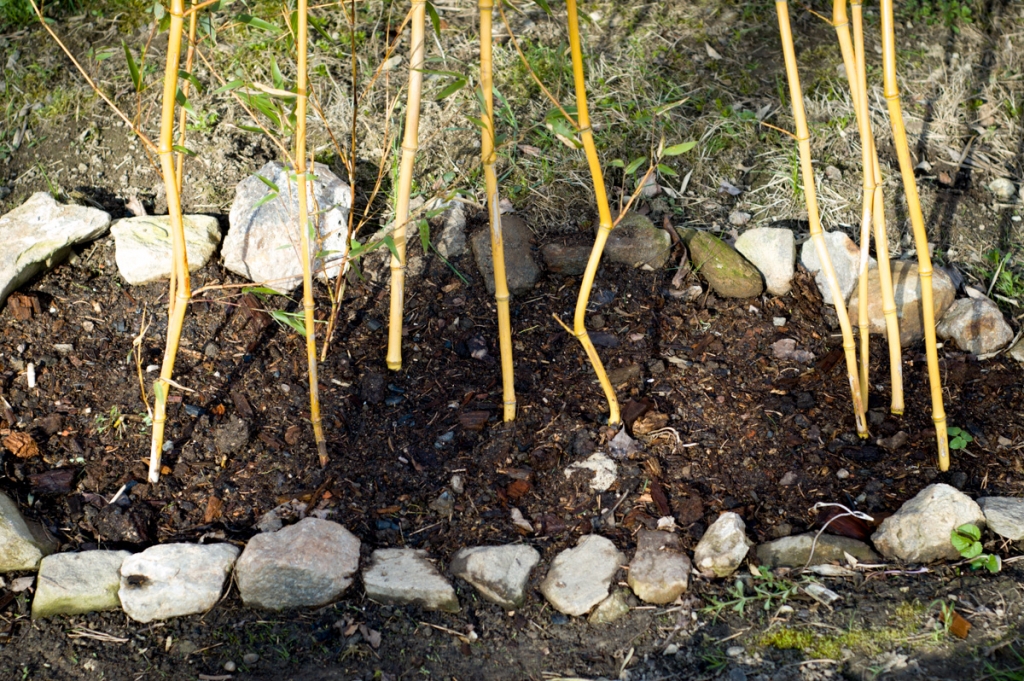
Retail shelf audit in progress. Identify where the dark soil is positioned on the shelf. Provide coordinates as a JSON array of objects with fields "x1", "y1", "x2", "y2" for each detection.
[{"x1": 1, "y1": 1, "x2": 1024, "y2": 680}]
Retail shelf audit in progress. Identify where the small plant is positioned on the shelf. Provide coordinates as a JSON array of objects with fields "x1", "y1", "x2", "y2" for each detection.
[
  {"x1": 702, "y1": 565, "x2": 801, "y2": 618},
  {"x1": 902, "y1": 0, "x2": 974, "y2": 32},
  {"x1": 947, "y1": 426, "x2": 973, "y2": 451},
  {"x1": 950, "y1": 523, "x2": 1001, "y2": 573},
  {"x1": 94, "y1": 406, "x2": 126, "y2": 437}
]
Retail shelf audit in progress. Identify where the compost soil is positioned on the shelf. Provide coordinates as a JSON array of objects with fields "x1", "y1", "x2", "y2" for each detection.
[{"x1": 1, "y1": 3, "x2": 1024, "y2": 681}]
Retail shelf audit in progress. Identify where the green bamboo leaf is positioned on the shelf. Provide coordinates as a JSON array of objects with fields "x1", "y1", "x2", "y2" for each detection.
[
  {"x1": 425, "y1": 1, "x2": 441, "y2": 37},
  {"x1": 662, "y1": 141, "x2": 697, "y2": 156},
  {"x1": 122, "y1": 40, "x2": 143, "y2": 92},
  {"x1": 381, "y1": 235, "x2": 401, "y2": 261},
  {"x1": 608, "y1": 159, "x2": 625, "y2": 168},
  {"x1": 175, "y1": 89, "x2": 196, "y2": 115},
  {"x1": 271, "y1": 58, "x2": 285, "y2": 91},
  {"x1": 255, "y1": 174, "x2": 280, "y2": 192},
  {"x1": 213, "y1": 78, "x2": 244, "y2": 95},
  {"x1": 435, "y1": 77, "x2": 466, "y2": 100},
  {"x1": 624, "y1": 156, "x2": 647, "y2": 175},
  {"x1": 238, "y1": 13, "x2": 281, "y2": 32},
  {"x1": 172, "y1": 144, "x2": 196, "y2": 156},
  {"x1": 238, "y1": 124, "x2": 263, "y2": 134},
  {"x1": 657, "y1": 163, "x2": 679, "y2": 177},
  {"x1": 533, "y1": 0, "x2": 552, "y2": 14},
  {"x1": 242, "y1": 286, "x2": 281, "y2": 296},
  {"x1": 253, "y1": 191, "x2": 278, "y2": 209},
  {"x1": 177, "y1": 70, "x2": 204, "y2": 93},
  {"x1": 269, "y1": 310, "x2": 307, "y2": 336},
  {"x1": 418, "y1": 219, "x2": 430, "y2": 253}
]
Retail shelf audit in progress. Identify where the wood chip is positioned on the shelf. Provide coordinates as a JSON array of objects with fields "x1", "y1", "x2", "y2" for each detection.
[
  {"x1": 459, "y1": 411, "x2": 489, "y2": 431},
  {"x1": 204, "y1": 496, "x2": 224, "y2": 523},
  {"x1": 946, "y1": 609, "x2": 971, "y2": 639},
  {"x1": 3, "y1": 432, "x2": 38, "y2": 459}
]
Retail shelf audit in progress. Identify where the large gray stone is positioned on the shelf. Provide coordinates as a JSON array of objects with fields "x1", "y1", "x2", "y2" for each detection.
[
  {"x1": 110, "y1": 215, "x2": 221, "y2": 285},
  {"x1": 936, "y1": 297, "x2": 1013, "y2": 355},
  {"x1": 871, "y1": 484, "x2": 985, "y2": 563},
  {"x1": 0, "y1": 491, "x2": 57, "y2": 572},
  {"x1": 225, "y1": 161, "x2": 351, "y2": 293},
  {"x1": 363, "y1": 549, "x2": 458, "y2": 612},
  {"x1": 435, "y1": 201, "x2": 467, "y2": 259},
  {"x1": 847, "y1": 261, "x2": 955, "y2": 344},
  {"x1": 627, "y1": 530, "x2": 690, "y2": 604},
  {"x1": 977, "y1": 497, "x2": 1024, "y2": 541},
  {"x1": 541, "y1": 242, "x2": 592, "y2": 276},
  {"x1": 450, "y1": 544, "x2": 540, "y2": 608},
  {"x1": 602, "y1": 212, "x2": 672, "y2": 270},
  {"x1": 693, "y1": 512, "x2": 752, "y2": 578},
  {"x1": 32, "y1": 550, "x2": 129, "y2": 619},
  {"x1": 235, "y1": 518, "x2": 360, "y2": 610},
  {"x1": 756, "y1": 533, "x2": 879, "y2": 568},
  {"x1": 800, "y1": 231, "x2": 873, "y2": 305},
  {"x1": 683, "y1": 230, "x2": 763, "y2": 298},
  {"x1": 1008, "y1": 336, "x2": 1024, "y2": 363},
  {"x1": 470, "y1": 214, "x2": 541, "y2": 296},
  {"x1": 540, "y1": 534, "x2": 624, "y2": 616},
  {"x1": 0, "y1": 192, "x2": 110, "y2": 308},
  {"x1": 734, "y1": 227, "x2": 796, "y2": 296},
  {"x1": 118, "y1": 543, "x2": 240, "y2": 622}
]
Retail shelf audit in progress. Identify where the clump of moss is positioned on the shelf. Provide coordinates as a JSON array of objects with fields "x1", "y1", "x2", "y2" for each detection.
[{"x1": 757, "y1": 606, "x2": 925, "y2": 661}]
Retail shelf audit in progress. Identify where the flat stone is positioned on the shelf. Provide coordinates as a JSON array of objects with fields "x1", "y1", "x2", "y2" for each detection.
[
  {"x1": 1008, "y1": 336, "x2": 1024, "y2": 363},
  {"x1": 756, "y1": 533, "x2": 879, "y2": 568},
  {"x1": 32, "y1": 550, "x2": 130, "y2": 619},
  {"x1": 734, "y1": 227, "x2": 796, "y2": 296},
  {"x1": 450, "y1": 544, "x2": 540, "y2": 608},
  {"x1": 0, "y1": 192, "x2": 110, "y2": 308},
  {"x1": 470, "y1": 215, "x2": 540, "y2": 296},
  {"x1": 871, "y1": 483, "x2": 985, "y2": 563},
  {"x1": 0, "y1": 490, "x2": 58, "y2": 572},
  {"x1": 847, "y1": 261, "x2": 955, "y2": 344},
  {"x1": 363, "y1": 549, "x2": 458, "y2": 612},
  {"x1": 800, "y1": 231, "x2": 873, "y2": 305},
  {"x1": 235, "y1": 518, "x2": 360, "y2": 610},
  {"x1": 936, "y1": 297, "x2": 1013, "y2": 355},
  {"x1": 224, "y1": 161, "x2": 351, "y2": 293},
  {"x1": 602, "y1": 212, "x2": 672, "y2": 269},
  {"x1": 564, "y1": 452, "x2": 617, "y2": 492},
  {"x1": 110, "y1": 215, "x2": 221, "y2": 285},
  {"x1": 540, "y1": 534, "x2": 624, "y2": 616},
  {"x1": 977, "y1": 497, "x2": 1024, "y2": 541},
  {"x1": 627, "y1": 530, "x2": 690, "y2": 604},
  {"x1": 541, "y1": 243, "x2": 592, "y2": 276},
  {"x1": 588, "y1": 588, "x2": 632, "y2": 624},
  {"x1": 693, "y1": 512, "x2": 752, "y2": 578},
  {"x1": 119, "y1": 543, "x2": 240, "y2": 622},
  {"x1": 682, "y1": 230, "x2": 763, "y2": 298},
  {"x1": 435, "y1": 202, "x2": 467, "y2": 258}
]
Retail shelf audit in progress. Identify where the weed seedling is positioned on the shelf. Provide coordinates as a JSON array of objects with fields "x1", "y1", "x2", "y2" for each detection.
[
  {"x1": 947, "y1": 426, "x2": 973, "y2": 451},
  {"x1": 951, "y1": 523, "x2": 1001, "y2": 573}
]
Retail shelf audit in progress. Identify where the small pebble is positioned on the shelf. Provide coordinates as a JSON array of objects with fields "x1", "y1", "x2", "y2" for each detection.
[
  {"x1": 223, "y1": 661, "x2": 236, "y2": 672},
  {"x1": 836, "y1": 468, "x2": 850, "y2": 479},
  {"x1": 243, "y1": 653, "x2": 259, "y2": 665},
  {"x1": 663, "y1": 643, "x2": 679, "y2": 656},
  {"x1": 728, "y1": 211, "x2": 751, "y2": 227},
  {"x1": 726, "y1": 645, "x2": 744, "y2": 657},
  {"x1": 773, "y1": 317, "x2": 786, "y2": 327},
  {"x1": 204, "y1": 342, "x2": 220, "y2": 358},
  {"x1": 450, "y1": 474, "x2": 464, "y2": 495},
  {"x1": 82, "y1": 321, "x2": 95, "y2": 332}
]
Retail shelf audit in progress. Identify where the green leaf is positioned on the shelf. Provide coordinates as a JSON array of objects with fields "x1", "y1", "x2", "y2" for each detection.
[
  {"x1": 172, "y1": 144, "x2": 196, "y2": 156},
  {"x1": 608, "y1": 159, "x2": 625, "y2": 168},
  {"x1": 624, "y1": 156, "x2": 647, "y2": 175},
  {"x1": 960, "y1": 542, "x2": 983, "y2": 560},
  {"x1": 269, "y1": 310, "x2": 307, "y2": 336},
  {"x1": 94, "y1": 48, "x2": 116, "y2": 62},
  {"x1": 435, "y1": 77, "x2": 466, "y2": 100},
  {"x1": 381, "y1": 235, "x2": 401, "y2": 261},
  {"x1": 657, "y1": 163, "x2": 679, "y2": 178},
  {"x1": 956, "y1": 523, "x2": 982, "y2": 542},
  {"x1": 123, "y1": 40, "x2": 143, "y2": 92},
  {"x1": 175, "y1": 89, "x2": 196, "y2": 115},
  {"x1": 271, "y1": 58, "x2": 285, "y2": 92},
  {"x1": 662, "y1": 141, "x2": 697, "y2": 156},
  {"x1": 533, "y1": 0, "x2": 552, "y2": 14},
  {"x1": 418, "y1": 219, "x2": 430, "y2": 253},
  {"x1": 985, "y1": 554, "x2": 1001, "y2": 573},
  {"x1": 253, "y1": 191, "x2": 278, "y2": 210},
  {"x1": 947, "y1": 426, "x2": 963, "y2": 436},
  {"x1": 238, "y1": 124, "x2": 264, "y2": 134},
  {"x1": 238, "y1": 13, "x2": 281, "y2": 33},
  {"x1": 425, "y1": 1, "x2": 441, "y2": 37},
  {"x1": 212, "y1": 78, "x2": 244, "y2": 95},
  {"x1": 242, "y1": 286, "x2": 281, "y2": 296},
  {"x1": 177, "y1": 70, "x2": 204, "y2": 94}
]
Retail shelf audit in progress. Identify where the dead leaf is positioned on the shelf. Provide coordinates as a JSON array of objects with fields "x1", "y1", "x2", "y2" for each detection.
[
  {"x1": 284, "y1": 424, "x2": 302, "y2": 446},
  {"x1": 506, "y1": 479, "x2": 531, "y2": 500},
  {"x1": 3, "y1": 432, "x2": 38, "y2": 459},
  {"x1": 459, "y1": 411, "x2": 489, "y2": 431},
  {"x1": 204, "y1": 496, "x2": 223, "y2": 523},
  {"x1": 946, "y1": 609, "x2": 971, "y2": 639},
  {"x1": 705, "y1": 42, "x2": 722, "y2": 60},
  {"x1": 633, "y1": 412, "x2": 669, "y2": 437}
]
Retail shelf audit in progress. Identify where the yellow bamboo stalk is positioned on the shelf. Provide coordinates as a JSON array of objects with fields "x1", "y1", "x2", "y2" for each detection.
[
  {"x1": 385, "y1": 0, "x2": 426, "y2": 371},
  {"x1": 880, "y1": 0, "x2": 949, "y2": 469},
  {"x1": 565, "y1": 0, "x2": 619, "y2": 426},
  {"x1": 777, "y1": 0, "x2": 867, "y2": 437},
  {"x1": 478, "y1": 0, "x2": 516, "y2": 421},
  {"x1": 294, "y1": 0, "x2": 328, "y2": 465},
  {"x1": 149, "y1": 0, "x2": 190, "y2": 483},
  {"x1": 852, "y1": 0, "x2": 903, "y2": 413}
]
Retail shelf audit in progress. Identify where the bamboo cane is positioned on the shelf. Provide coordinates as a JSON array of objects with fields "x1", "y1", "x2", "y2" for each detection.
[
  {"x1": 148, "y1": 0, "x2": 190, "y2": 483},
  {"x1": 880, "y1": 0, "x2": 949, "y2": 469},
  {"x1": 833, "y1": 0, "x2": 904, "y2": 414},
  {"x1": 478, "y1": 0, "x2": 516, "y2": 422},
  {"x1": 564, "y1": 0, "x2": 620, "y2": 426},
  {"x1": 385, "y1": 0, "x2": 426, "y2": 372},
  {"x1": 852, "y1": 0, "x2": 903, "y2": 413},
  {"x1": 294, "y1": 0, "x2": 328, "y2": 465},
  {"x1": 776, "y1": 0, "x2": 867, "y2": 437}
]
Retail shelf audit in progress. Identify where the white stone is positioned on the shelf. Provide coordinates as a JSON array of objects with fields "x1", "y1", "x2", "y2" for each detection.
[
  {"x1": 32, "y1": 550, "x2": 129, "y2": 618},
  {"x1": 755, "y1": 533, "x2": 879, "y2": 567},
  {"x1": 564, "y1": 452, "x2": 617, "y2": 492},
  {"x1": 450, "y1": 544, "x2": 540, "y2": 608},
  {"x1": 0, "y1": 490, "x2": 57, "y2": 572},
  {"x1": 989, "y1": 178, "x2": 1016, "y2": 201},
  {"x1": 0, "y1": 192, "x2": 110, "y2": 308},
  {"x1": 936, "y1": 297, "x2": 1013, "y2": 355},
  {"x1": 977, "y1": 497, "x2": 1024, "y2": 541},
  {"x1": 1008, "y1": 336, "x2": 1024, "y2": 363},
  {"x1": 588, "y1": 589, "x2": 632, "y2": 624},
  {"x1": 118, "y1": 543, "x2": 240, "y2": 622},
  {"x1": 236, "y1": 518, "x2": 360, "y2": 610},
  {"x1": 435, "y1": 202, "x2": 467, "y2": 258},
  {"x1": 847, "y1": 261, "x2": 956, "y2": 344},
  {"x1": 224, "y1": 161, "x2": 351, "y2": 293},
  {"x1": 110, "y1": 215, "x2": 221, "y2": 285},
  {"x1": 693, "y1": 512, "x2": 753, "y2": 578},
  {"x1": 540, "y1": 534, "x2": 624, "y2": 616},
  {"x1": 363, "y1": 549, "x2": 458, "y2": 612},
  {"x1": 628, "y1": 530, "x2": 690, "y2": 604},
  {"x1": 799, "y1": 231, "x2": 873, "y2": 305},
  {"x1": 871, "y1": 484, "x2": 985, "y2": 563},
  {"x1": 734, "y1": 227, "x2": 796, "y2": 295}
]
